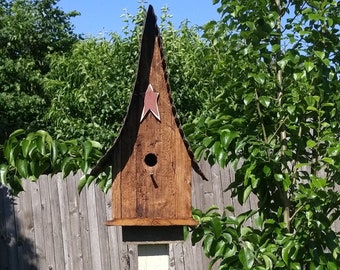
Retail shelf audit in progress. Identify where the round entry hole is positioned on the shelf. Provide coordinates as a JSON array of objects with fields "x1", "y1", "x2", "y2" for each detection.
[{"x1": 144, "y1": 153, "x2": 157, "y2": 167}]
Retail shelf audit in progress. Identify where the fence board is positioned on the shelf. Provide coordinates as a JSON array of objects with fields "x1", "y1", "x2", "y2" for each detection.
[
  {"x1": 1, "y1": 161, "x2": 339, "y2": 269},
  {"x1": 30, "y1": 180, "x2": 46, "y2": 269},
  {"x1": 49, "y1": 174, "x2": 65, "y2": 270},
  {"x1": 39, "y1": 175, "x2": 56, "y2": 270},
  {"x1": 78, "y1": 182, "x2": 93, "y2": 270},
  {"x1": 0, "y1": 186, "x2": 10, "y2": 269}
]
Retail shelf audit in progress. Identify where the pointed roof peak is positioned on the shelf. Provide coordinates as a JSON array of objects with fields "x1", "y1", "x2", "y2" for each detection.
[{"x1": 143, "y1": 5, "x2": 158, "y2": 37}]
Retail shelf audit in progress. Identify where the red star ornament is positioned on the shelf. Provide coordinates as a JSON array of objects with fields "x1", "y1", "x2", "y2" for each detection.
[{"x1": 140, "y1": 84, "x2": 161, "y2": 122}]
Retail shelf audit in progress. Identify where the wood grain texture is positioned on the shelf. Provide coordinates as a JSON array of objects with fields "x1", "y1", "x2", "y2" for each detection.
[{"x1": 106, "y1": 6, "x2": 195, "y2": 226}]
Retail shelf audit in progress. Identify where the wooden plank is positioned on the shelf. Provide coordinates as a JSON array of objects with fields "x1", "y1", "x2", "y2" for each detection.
[
  {"x1": 16, "y1": 180, "x2": 37, "y2": 270},
  {"x1": 67, "y1": 172, "x2": 84, "y2": 270},
  {"x1": 95, "y1": 185, "x2": 112, "y2": 269},
  {"x1": 107, "y1": 218, "x2": 197, "y2": 226},
  {"x1": 211, "y1": 164, "x2": 225, "y2": 210},
  {"x1": 57, "y1": 174, "x2": 73, "y2": 270},
  {"x1": 86, "y1": 183, "x2": 103, "y2": 270},
  {"x1": 30, "y1": 180, "x2": 46, "y2": 269},
  {"x1": 105, "y1": 189, "x2": 124, "y2": 269},
  {"x1": 39, "y1": 174, "x2": 56, "y2": 270},
  {"x1": 49, "y1": 174, "x2": 65, "y2": 270},
  {"x1": 78, "y1": 181, "x2": 93, "y2": 270},
  {"x1": 127, "y1": 244, "x2": 138, "y2": 270},
  {"x1": 169, "y1": 242, "x2": 185, "y2": 270},
  {"x1": 0, "y1": 185, "x2": 10, "y2": 270}
]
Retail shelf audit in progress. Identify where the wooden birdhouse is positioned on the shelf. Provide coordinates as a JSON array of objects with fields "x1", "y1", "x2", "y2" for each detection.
[{"x1": 90, "y1": 5, "x2": 207, "y2": 233}]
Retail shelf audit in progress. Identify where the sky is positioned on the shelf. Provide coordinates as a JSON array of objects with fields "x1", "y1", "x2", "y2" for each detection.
[{"x1": 58, "y1": 0, "x2": 220, "y2": 36}]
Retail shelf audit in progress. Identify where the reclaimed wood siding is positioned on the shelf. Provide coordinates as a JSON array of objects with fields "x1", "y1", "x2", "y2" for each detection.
[{"x1": 0, "y1": 162, "x2": 339, "y2": 270}]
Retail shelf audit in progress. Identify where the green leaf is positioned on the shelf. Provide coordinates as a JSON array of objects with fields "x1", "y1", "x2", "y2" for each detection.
[
  {"x1": 83, "y1": 141, "x2": 92, "y2": 161},
  {"x1": 259, "y1": 96, "x2": 271, "y2": 108},
  {"x1": 225, "y1": 205, "x2": 234, "y2": 213},
  {"x1": 78, "y1": 174, "x2": 88, "y2": 193},
  {"x1": 239, "y1": 246, "x2": 255, "y2": 269},
  {"x1": 262, "y1": 254, "x2": 273, "y2": 269},
  {"x1": 315, "y1": 50, "x2": 325, "y2": 60},
  {"x1": 254, "y1": 74, "x2": 266, "y2": 85},
  {"x1": 203, "y1": 137, "x2": 214, "y2": 147},
  {"x1": 274, "y1": 173, "x2": 284, "y2": 182},
  {"x1": 61, "y1": 157, "x2": 73, "y2": 177},
  {"x1": 220, "y1": 130, "x2": 239, "y2": 150},
  {"x1": 9, "y1": 176, "x2": 24, "y2": 195},
  {"x1": 9, "y1": 129, "x2": 25, "y2": 138},
  {"x1": 283, "y1": 175, "x2": 291, "y2": 191},
  {"x1": 263, "y1": 165, "x2": 271, "y2": 177},
  {"x1": 203, "y1": 234, "x2": 215, "y2": 256},
  {"x1": 211, "y1": 217, "x2": 222, "y2": 238},
  {"x1": 0, "y1": 164, "x2": 8, "y2": 185},
  {"x1": 328, "y1": 146, "x2": 340, "y2": 157},
  {"x1": 21, "y1": 139, "x2": 31, "y2": 158},
  {"x1": 89, "y1": 140, "x2": 103, "y2": 149},
  {"x1": 243, "y1": 93, "x2": 254, "y2": 105},
  {"x1": 277, "y1": 58, "x2": 289, "y2": 70},
  {"x1": 304, "y1": 61, "x2": 315, "y2": 72},
  {"x1": 322, "y1": 157, "x2": 334, "y2": 165},
  {"x1": 311, "y1": 176, "x2": 327, "y2": 188},
  {"x1": 191, "y1": 227, "x2": 204, "y2": 245},
  {"x1": 287, "y1": 105, "x2": 296, "y2": 114},
  {"x1": 36, "y1": 136, "x2": 46, "y2": 155},
  {"x1": 224, "y1": 244, "x2": 237, "y2": 258},
  {"x1": 282, "y1": 241, "x2": 294, "y2": 264},
  {"x1": 307, "y1": 139, "x2": 317, "y2": 148},
  {"x1": 243, "y1": 185, "x2": 252, "y2": 203},
  {"x1": 16, "y1": 159, "x2": 28, "y2": 178},
  {"x1": 306, "y1": 106, "x2": 318, "y2": 111},
  {"x1": 51, "y1": 141, "x2": 58, "y2": 165}
]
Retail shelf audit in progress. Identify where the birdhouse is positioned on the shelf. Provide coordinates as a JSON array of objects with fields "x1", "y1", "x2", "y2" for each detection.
[{"x1": 90, "y1": 5, "x2": 207, "y2": 231}]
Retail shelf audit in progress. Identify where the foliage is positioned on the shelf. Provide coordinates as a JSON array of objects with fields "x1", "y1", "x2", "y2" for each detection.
[
  {"x1": 0, "y1": 129, "x2": 102, "y2": 194},
  {"x1": 186, "y1": 0, "x2": 340, "y2": 268},
  {"x1": 0, "y1": 0, "x2": 80, "y2": 142}
]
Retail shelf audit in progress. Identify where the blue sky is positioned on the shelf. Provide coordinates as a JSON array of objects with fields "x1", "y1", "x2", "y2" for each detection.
[{"x1": 58, "y1": 0, "x2": 220, "y2": 36}]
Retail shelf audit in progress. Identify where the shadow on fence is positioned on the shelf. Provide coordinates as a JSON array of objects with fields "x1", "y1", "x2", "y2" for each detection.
[{"x1": 0, "y1": 185, "x2": 38, "y2": 270}]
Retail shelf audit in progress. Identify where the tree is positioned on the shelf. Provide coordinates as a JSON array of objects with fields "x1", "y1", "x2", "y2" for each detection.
[
  {"x1": 0, "y1": 0, "x2": 80, "y2": 142},
  {"x1": 0, "y1": 0, "x2": 86, "y2": 193},
  {"x1": 187, "y1": 0, "x2": 340, "y2": 268}
]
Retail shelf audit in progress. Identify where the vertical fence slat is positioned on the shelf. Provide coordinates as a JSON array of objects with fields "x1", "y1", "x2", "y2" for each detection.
[
  {"x1": 39, "y1": 174, "x2": 56, "y2": 270},
  {"x1": 67, "y1": 173, "x2": 84, "y2": 270},
  {"x1": 16, "y1": 180, "x2": 36, "y2": 270},
  {"x1": 30, "y1": 180, "x2": 46, "y2": 269},
  {"x1": 57, "y1": 174, "x2": 74, "y2": 270},
  {"x1": 95, "y1": 186, "x2": 111, "y2": 270},
  {"x1": 0, "y1": 185, "x2": 10, "y2": 270},
  {"x1": 78, "y1": 184, "x2": 93, "y2": 270},
  {"x1": 49, "y1": 174, "x2": 65, "y2": 270},
  {"x1": 86, "y1": 183, "x2": 103, "y2": 270}
]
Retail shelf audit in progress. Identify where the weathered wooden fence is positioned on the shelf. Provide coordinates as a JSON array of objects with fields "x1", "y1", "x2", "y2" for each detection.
[{"x1": 0, "y1": 161, "x2": 339, "y2": 269}]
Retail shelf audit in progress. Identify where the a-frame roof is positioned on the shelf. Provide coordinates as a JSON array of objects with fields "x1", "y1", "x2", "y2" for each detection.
[{"x1": 90, "y1": 5, "x2": 207, "y2": 181}]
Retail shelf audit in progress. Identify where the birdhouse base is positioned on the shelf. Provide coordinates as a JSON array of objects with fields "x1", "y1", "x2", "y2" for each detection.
[
  {"x1": 105, "y1": 218, "x2": 198, "y2": 226},
  {"x1": 122, "y1": 226, "x2": 185, "y2": 242}
]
